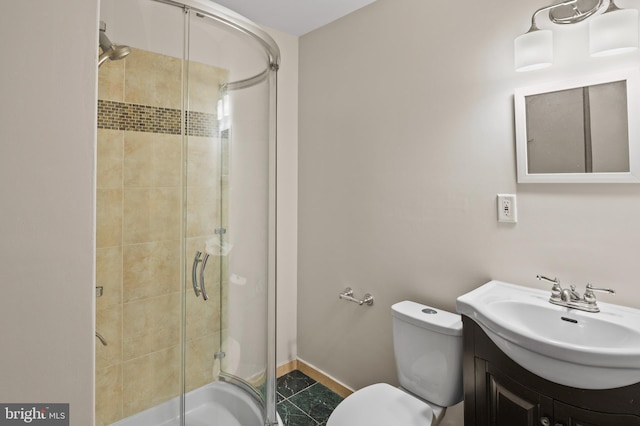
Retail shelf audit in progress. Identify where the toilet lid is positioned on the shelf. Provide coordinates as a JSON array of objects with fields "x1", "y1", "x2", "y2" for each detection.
[{"x1": 327, "y1": 383, "x2": 434, "y2": 426}]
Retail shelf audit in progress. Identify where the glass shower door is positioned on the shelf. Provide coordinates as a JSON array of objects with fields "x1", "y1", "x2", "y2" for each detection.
[
  {"x1": 184, "y1": 7, "x2": 279, "y2": 425},
  {"x1": 182, "y1": 47, "x2": 227, "y2": 398},
  {"x1": 97, "y1": 1, "x2": 278, "y2": 425},
  {"x1": 96, "y1": 1, "x2": 187, "y2": 425}
]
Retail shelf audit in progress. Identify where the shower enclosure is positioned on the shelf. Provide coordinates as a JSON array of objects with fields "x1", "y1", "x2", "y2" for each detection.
[{"x1": 95, "y1": 0, "x2": 279, "y2": 424}]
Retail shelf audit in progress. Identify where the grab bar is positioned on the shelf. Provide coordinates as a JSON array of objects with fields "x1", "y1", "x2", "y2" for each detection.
[
  {"x1": 192, "y1": 251, "x2": 203, "y2": 297},
  {"x1": 339, "y1": 287, "x2": 374, "y2": 306}
]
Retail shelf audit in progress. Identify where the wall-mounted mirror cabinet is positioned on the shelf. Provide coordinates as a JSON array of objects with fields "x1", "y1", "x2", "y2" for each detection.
[{"x1": 514, "y1": 70, "x2": 640, "y2": 183}]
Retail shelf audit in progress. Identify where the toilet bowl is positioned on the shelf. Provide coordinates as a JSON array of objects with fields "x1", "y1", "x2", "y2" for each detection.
[
  {"x1": 327, "y1": 383, "x2": 446, "y2": 426},
  {"x1": 326, "y1": 301, "x2": 463, "y2": 426}
]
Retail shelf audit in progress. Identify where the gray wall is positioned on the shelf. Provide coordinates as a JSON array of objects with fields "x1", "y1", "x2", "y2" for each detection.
[
  {"x1": 0, "y1": 1, "x2": 99, "y2": 425},
  {"x1": 266, "y1": 27, "x2": 300, "y2": 366},
  {"x1": 298, "y1": 0, "x2": 640, "y2": 423}
]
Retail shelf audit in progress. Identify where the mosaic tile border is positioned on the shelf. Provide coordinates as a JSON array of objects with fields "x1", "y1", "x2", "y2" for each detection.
[
  {"x1": 187, "y1": 109, "x2": 218, "y2": 138},
  {"x1": 98, "y1": 99, "x2": 218, "y2": 137}
]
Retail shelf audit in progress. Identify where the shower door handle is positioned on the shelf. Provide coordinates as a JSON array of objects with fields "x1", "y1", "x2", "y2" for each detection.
[
  {"x1": 199, "y1": 253, "x2": 210, "y2": 301},
  {"x1": 192, "y1": 251, "x2": 203, "y2": 297}
]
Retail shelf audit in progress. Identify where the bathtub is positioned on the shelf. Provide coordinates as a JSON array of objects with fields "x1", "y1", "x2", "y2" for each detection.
[{"x1": 111, "y1": 380, "x2": 282, "y2": 426}]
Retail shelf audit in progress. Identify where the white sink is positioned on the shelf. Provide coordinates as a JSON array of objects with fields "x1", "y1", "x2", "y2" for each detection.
[{"x1": 457, "y1": 280, "x2": 640, "y2": 389}]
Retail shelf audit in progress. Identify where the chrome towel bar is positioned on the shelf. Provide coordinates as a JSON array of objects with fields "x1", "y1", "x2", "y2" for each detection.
[{"x1": 339, "y1": 287, "x2": 374, "y2": 306}]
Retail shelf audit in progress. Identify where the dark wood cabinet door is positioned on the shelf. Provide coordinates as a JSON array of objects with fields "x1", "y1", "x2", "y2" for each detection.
[
  {"x1": 554, "y1": 401, "x2": 640, "y2": 426},
  {"x1": 463, "y1": 316, "x2": 640, "y2": 426},
  {"x1": 485, "y1": 363, "x2": 553, "y2": 426}
]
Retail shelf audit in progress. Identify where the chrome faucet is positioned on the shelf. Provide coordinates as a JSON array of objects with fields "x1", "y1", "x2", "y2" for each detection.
[
  {"x1": 536, "y1": 275, "x2": 615, "y2": 313},
  {"x1": 560, "y1": 285, "x2": 582, "y2": 303}
]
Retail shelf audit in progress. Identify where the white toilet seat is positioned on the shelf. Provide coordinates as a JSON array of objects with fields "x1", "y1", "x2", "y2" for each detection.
[{"x1": 326, "y1": 383, "x2": 436, "y2": 426}]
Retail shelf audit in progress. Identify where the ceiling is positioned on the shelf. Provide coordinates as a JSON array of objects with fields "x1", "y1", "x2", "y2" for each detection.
[{"x1": 213, "y1": 0, "x2": 378, "y2": 36}]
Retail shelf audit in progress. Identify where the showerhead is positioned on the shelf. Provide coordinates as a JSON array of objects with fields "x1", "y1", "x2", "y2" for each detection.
[
  {"x1": 107, "y1": 44, "x2": 132, "y2": 61},
  {"x1": 98, "y1": 21, "x2": 131, "y2": 67}
]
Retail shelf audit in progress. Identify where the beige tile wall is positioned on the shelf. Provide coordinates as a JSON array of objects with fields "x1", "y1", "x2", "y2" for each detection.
[{"x1": 96, "y1": 48, "x2": 228, "y2": 426}]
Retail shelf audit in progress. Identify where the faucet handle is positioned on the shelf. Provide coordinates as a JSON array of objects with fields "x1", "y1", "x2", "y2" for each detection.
[
  {"x1": 585, "y1": 283, "x2": 615, "y2": 295},
  {"x1": 537, "y1": 275, "x2": 562, "y2": 299},
  {"x1": 583, "y1": 283, "x2": 615, "y2": 304},
  {"x1": 537, "y1": 275, "x2": 559, "y2": 285}
]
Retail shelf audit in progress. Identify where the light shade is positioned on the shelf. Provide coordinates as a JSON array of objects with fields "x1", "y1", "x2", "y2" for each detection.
[
  {"x1": 515, "y1": 29, "x2": 553, "y2": 72},
  {"x1": 589, "y1": 8, "x2": 639, "y2": 57}
]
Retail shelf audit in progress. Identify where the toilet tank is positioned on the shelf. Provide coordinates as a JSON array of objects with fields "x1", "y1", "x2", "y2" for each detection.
[{"x1": 391, "y1": 301, "x2": 463, "y2": 407}]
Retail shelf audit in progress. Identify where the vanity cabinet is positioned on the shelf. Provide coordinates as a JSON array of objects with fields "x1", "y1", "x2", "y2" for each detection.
[{"x1": 463, "y1": 316, "x2": 640, "y2": 426}]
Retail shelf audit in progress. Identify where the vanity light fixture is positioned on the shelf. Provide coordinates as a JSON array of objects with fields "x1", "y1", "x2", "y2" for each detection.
[
  {"x1": 589, "y1": 1, "x2": 639, "y2": 56},
  {"x1": 515, "y1": 0, "x2": 639, "y2": 72},
  {"x1": 515, "y1": 4, "x2": 555, "y2": 72}
]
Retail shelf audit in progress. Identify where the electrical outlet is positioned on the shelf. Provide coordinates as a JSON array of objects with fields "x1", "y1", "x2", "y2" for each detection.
[{"x1": 497, "y1": 194, "x2": 517, "y2": 223}]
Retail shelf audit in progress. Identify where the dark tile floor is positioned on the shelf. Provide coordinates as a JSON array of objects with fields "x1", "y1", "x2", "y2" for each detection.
[{"x1": 277, "y1": 370, "x2": 344, "y2": 426}]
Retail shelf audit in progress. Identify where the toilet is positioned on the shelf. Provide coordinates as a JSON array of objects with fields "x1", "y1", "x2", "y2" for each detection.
[{"x1": 327, "y1": 300, "x2": 463, "y2": 426}]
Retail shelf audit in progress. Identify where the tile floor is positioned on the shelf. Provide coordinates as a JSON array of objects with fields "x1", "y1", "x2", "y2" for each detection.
[{"x1": 277, "y1": 370, "x2": 344, "y2": 426}]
